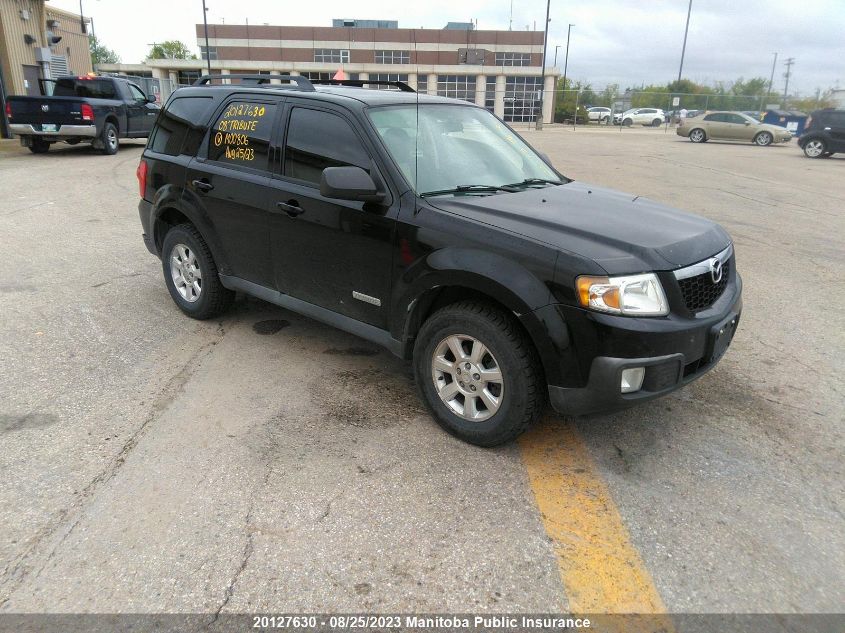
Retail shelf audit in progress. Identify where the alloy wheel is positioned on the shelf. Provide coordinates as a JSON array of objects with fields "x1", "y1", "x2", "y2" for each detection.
[
  {"x1": 804, "y1": 140, "x2": 825, "y2": 157},
  {"x1": 431, "y1": 334, "x2": 504, "y2": 422},
  {"x1": 169, "y1": 243, "x2": 203, "y2": 302}
]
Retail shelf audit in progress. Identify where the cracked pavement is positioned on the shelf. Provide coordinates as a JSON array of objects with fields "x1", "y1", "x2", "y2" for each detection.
[{"x1": 0, "y1": 130, "x2": 843, "y2": 614}]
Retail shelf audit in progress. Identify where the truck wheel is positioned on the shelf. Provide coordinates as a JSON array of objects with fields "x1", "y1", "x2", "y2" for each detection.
[
  {"x1": 413, "y1": 301, "x2": 544, "y2": 447},
  {"x1": 100, "y1": 122, "x2": 119, "y2": 155},
  {"x1": 754, "y1": 131, "x2": 773, "y2": 146},
  {"x1": 28, "y1": 138, "x2": 50, "y2": 154},
  {"x1": 161, "y1": 224, "x2": 234, "y2": 320}
]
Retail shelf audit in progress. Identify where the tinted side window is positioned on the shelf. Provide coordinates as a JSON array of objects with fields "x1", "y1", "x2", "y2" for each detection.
[
  {"x1": 207, "y1": 101, "x2": 276, "y2": 169},
  {"x1": 827, "y1": 112, "x2": 845, "y2": 127},
  {"x1": 284, "y1": 108, "x2": 370, "y2": 184},
  {"x1": 704, "y1": 113, "x2": 723, "y2": 122},
  {"x1": 53, "y1": 78, "x2": 117, "y2": 99},
  {"x1": 128, "y1": 84, "x2": 146, "y2": 101},
  {"x1": 149, "y1": 96, "x2": 214, "y2": 156},
  {"x1": 726, "y1": 114, "x2": 745, "y2": 124}
]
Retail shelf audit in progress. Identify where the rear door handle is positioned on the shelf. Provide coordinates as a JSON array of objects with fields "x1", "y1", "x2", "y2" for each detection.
[
  {"x1": 192, "y1": 179, "x2": 214, "y2": 192},
  {"x1": 277, "y1": 201, "x2": 304, "y2": 217}
]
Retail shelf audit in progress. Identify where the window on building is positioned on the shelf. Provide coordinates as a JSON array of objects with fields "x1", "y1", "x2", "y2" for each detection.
[
  {"x1": 200, "y1": 46, "x2": 218, "y2": 60},
  {"x1": 314, "y1": 49, "x2": 350, "y2": 63},
  {"x1": 503, "y1": 76, "x2": 542, "y2": 122},
  {"x1": 436, "y1": 75, "x2": 476, "y2": 103},
  {"x1": 485, "y1": 76, "x2": 496, "y2": 113},
  {"x1": 417, "y1": 76, "x2": 427, "y2": 94},
  {"x1": 207, "y1": 100, "x2": 277, "y2": 169},
  {"x1": 366, "y1": 73, "x2": 409, "y2": 90},
  {"x1": 495, "y1": 52, "x2": 531, "y2": 67},
  {"x1": 374, "y1": 50, "x2": 410, "y2": 64},
  {"x1": 284, "y1": 108, "x2": 370, "y2": 184},
  {"x1": 301, "y1": 71, "x2": 358, "y2": 82},
  {"x1": 177, "y1": 70, "x2": 202, "y2": 86},
  {"x1": 149, "y1": 96, "x2": 214, "y2": 156}
]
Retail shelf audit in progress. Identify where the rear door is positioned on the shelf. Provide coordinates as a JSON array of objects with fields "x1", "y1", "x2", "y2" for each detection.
[
  {"x1": 825, "y1": 111, "x2": 845, "y2": 150},
  {"x1": 703, "y1": 113, "x2": 726, "y2": 138},
  {"x1": 267, "y1": 102, "x2": 397, "y2": 328},
  {"x1": 184, "y1": 96, "x2": 283, "y2": 287}
]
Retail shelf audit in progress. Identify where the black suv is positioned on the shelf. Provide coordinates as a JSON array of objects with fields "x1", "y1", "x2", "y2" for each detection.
[
  {"x1": 798, "y1": 108, "x2": 845, "y2": 158},
  {"x1": 136, "y1": 75, "x2": 742, "y2": 446}
]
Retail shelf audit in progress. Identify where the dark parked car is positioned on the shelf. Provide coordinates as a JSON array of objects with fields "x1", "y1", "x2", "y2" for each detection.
[
  {"x1": 6, "y1": 75, "x2": 159, "y2": 154},
  {"x1": 136, "y1": 75, "x2": 742, "y2": 446},
  {"x1": 798, "y1": 108, "x2": 845, "y2": 158}
]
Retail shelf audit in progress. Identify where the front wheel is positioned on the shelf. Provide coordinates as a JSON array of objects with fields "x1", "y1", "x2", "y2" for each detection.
[
  {"x1": 413, "y1": 301, "x2": 544, "y2": 447},
  {"x1": 803, "y1": 139, "x2": 826, "y2": 158},
  {"x1": 161, "y1": 224, "x2": 234, "y2": 319},
  {"x1": 689, "y1": 128, "x2": 706, "y2": 143},
  {"x1": 100, "y1": 122, "x2": 119, "y2": 155},
  {"x1": 754, "y1": 131, "x2": 773, "y2": 146},
  {"x1": 623, "y1": 118, "x2": 633, "y2": 127}
]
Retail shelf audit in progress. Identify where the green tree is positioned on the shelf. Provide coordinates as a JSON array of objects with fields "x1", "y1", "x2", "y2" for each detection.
[
  {"x1": 89, "y1": 35, "x2": 120, "y2": 65},
  {"x1": 789, "y1": 90, "x2": 836, "y2": 112},
  {"x1": 148, "y1": 40, "x2": 196, "y2": 60}
]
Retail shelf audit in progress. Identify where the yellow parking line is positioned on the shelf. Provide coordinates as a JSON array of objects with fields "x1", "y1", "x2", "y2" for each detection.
[{"x1": 519, "y1": 417, "x2": 673, "y2": 628}]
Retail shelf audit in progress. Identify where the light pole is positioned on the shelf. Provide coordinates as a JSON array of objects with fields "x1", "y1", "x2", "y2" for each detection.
[
  {"x1": 782, "y1": 57, "x2": 795, "y2": 108},
  {"x1": 535, "y1": 0, "x2": 551, "y2": 130},
  {"x1": 553, "y1": 45, "x2": 561, "y2": 68},
  {"x1": 202, "y1": 0, "x2": 212, "y2": 76},
  {"x1": 562, "y1": 24, "x2": 573, "y2": 93},
  {"x1": 760, "y1": 52, "x2": 777, "y2": 113},
  {"x1": 677, "y1": 0, "x2": 693, "y2": 84}
]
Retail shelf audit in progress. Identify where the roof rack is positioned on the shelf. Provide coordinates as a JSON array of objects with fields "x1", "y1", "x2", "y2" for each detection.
[
  {"x1": 192, "y1": 74, "x2": 315, "y2": 91},
  {"x1": 310, "y1": 79, "x2": 415, "y2": 93}
]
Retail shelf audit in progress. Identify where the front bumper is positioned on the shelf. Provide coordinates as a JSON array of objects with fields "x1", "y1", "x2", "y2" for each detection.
[
  {"x1": 547, "y1": 279, "x2": 742, "y2": 416},
  {"x1": 10, "y1": 123, "x2": 96, "y2": 138}
]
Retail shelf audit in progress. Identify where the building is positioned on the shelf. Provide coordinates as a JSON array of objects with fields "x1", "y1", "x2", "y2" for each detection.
[{"x1": 98, "y1": 19, "x2": 559, "y2": 124}]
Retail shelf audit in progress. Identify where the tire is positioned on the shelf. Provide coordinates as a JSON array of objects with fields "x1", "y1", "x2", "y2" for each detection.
[
  {"x1": 803, "y1": 138, "x2": 826, "y2": 158},
  {"x1": 413, "y1": 301, "x2": 544, "y2": 447},
  {"x1": 28, "y1": 137, "x2": 50, "y2": 154},
  {"x1": 652, "y1": 118, "x2": 662, "y2": 127},
  {"x1": 754, "y1": 131, "x2": 773, "y2": 146},
  {"x1": 161, "y1": 223, "x2": 234, "y2": 320},
  {"x1": 100, "y1": 121, "x2": 119, "y2": 155},
  {"x1": 601, "y1": 116, "x2": 609, "y2": 123},
  {"x1": 623, "y1": 118, "x2": 633, "y2": 127},
  {"x1": 689, "y1": 128, "x2": 706, "y2": 143}
]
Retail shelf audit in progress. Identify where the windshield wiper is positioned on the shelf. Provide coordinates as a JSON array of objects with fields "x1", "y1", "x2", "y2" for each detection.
[
  {"x1": 419, "y1": 184, "x2": 515, "y2": 198},
  {"x1": 502, "y1": 178, "x2": 563, "y2": 188}
]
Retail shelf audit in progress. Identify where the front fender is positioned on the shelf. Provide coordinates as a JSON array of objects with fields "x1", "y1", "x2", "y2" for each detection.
[{"x1": 392, "y1": 248, "x2": 574, "y2": 385}]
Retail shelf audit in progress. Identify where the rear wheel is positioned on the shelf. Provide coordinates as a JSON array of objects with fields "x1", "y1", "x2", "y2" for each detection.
[
  {"x1": 413, "y1": 301, "x2": 544, "y2": 447},
  {"x1": 100, "y1": 122, "x2": 119, "y2": 155},
  {"x1": 803, "y1": 139, "x2": 826, "y2": 158},
  {"x1": 689, "y1": 128, "x2": 706, "y2": 143},
  {"x1": 652, "y1": 118, "x2": 663, "y2": 127},
  {"x1": 754, "y1": 131, "x2": 773, "y2": 146},
  {"x1": 161, "y1": 224, "x2": 234, "y2": 319},
  {"x1": 28, "y1": 137, "x2": 50, "y2": 154}
]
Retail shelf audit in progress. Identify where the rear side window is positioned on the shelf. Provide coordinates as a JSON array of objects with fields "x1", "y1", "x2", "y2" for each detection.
[
  {"x1": 207, "y1": 101, "x2": 276, "y2": 168},
  {"x1": 704, "y1": 113, "x2": 723, "y2": 122},
  {"x1": 284, "y1": 108, "x2": 370, "y2": 184},
  {"x1": 826, "y1": 112, "x2": 845, "y2": 127},
  {"x1": 53, "y1": 78, "x2": 116, "y2": 99},
  {"x1": 149, "y1": 96, "x2": 214, "y2": 156}
]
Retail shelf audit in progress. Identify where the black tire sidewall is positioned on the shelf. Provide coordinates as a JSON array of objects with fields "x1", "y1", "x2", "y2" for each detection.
[
  {"x1": 161, "y1": 226, "x2": 218, "y2": 318},
  {"x1": 413, "y1": 308, "x2": 537, "y2": 446},
  {"x1": 101, "y1": 122, "x2": 118, "y2": 155}
]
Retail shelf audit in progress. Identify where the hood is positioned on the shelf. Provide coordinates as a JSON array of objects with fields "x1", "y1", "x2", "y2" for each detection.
[{"x1": 427, "y1": 181, "x2": 731, "y2": 274}]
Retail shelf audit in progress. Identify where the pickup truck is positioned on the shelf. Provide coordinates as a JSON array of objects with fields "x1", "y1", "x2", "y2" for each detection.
[{"x1": 5, "y1": 75, "x2": 160, "y2": 155}]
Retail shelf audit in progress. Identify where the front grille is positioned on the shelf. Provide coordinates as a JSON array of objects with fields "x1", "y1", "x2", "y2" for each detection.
[{"x1": 678, "y1": 258, "x2": 730, "y2": 312}]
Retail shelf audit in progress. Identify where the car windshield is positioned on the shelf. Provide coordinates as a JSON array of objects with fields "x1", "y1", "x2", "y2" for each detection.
[{"x1": 368, "y1": 104, "x2": 564, "y2": 196}]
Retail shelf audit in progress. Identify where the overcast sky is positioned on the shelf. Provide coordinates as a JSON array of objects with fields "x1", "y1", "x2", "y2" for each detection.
[{"x1": 51, "y1": 0, "x2": 844, "y2": 95}]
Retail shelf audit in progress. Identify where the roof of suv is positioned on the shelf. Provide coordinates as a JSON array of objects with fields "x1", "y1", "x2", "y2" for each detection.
[{"x1": 171, "y1": 84, "x2": 465, "y2": 109}]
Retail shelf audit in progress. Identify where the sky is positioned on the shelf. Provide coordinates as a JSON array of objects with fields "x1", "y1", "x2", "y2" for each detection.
[{"x1": 50, "y1": 0, "x2": 845, "y2": 96}]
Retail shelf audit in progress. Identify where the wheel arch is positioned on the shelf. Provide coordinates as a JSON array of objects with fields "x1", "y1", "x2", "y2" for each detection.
[{"x1": 150, "y1": 192, "x2": 230, "y2": 274}]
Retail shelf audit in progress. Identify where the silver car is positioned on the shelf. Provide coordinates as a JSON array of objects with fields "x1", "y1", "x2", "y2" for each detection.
[{"x1": 677, "y1": 111, "x2": 792, "y2": 146}]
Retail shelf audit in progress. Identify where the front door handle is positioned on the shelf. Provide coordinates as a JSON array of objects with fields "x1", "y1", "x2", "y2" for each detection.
[
  {"x1": 192, "y1": 179, "x2": 214, "y2": 192},
  {"x1": 277, "y1": 201, "x2": 304, "y2": 217}
]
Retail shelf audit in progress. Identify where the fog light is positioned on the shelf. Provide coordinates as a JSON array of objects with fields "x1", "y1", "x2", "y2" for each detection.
[{"x1": 621, "y1": 367, "x2": 645, "y2": 393}]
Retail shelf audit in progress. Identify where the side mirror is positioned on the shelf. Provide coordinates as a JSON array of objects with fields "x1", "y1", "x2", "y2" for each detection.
[
  {"x1": 744, "y1": 121, "x2": 750, "y2": 126},
  {"x1": 320, "y1": 166, "x2": 384, "y2": 203},
  {"x1": 146, "y1": 94, "x2": 157, "y2": 104}
]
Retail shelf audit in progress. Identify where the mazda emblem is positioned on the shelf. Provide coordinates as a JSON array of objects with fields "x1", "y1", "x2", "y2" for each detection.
[
  {"x1": 710, "y1": 258, "x2": 723, "y2": 284},
  {"x1": 41, "y1": 104, "x2": 49, "y2": 112}
]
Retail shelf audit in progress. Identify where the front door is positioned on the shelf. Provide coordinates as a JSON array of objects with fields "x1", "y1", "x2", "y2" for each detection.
[
  {"x1": 725, "y1": 113, "x2": 756, "y2": 140},
  {"x1": 184, "y1": 96, "x2": 282, "y2": 288},
  {"x1": 268, "y1": 103, "x2": 396, "y2": 328},
  {"x1": 126, "y1": 83, "x2": 158, "y2": 135}
]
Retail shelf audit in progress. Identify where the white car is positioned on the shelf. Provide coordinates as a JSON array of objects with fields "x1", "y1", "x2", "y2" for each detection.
[
  {"x1": 612, "y1": 108, "x2": 666, "y2": 127},
  {"x1": 586, "y1": 106, "x2": 611, "y2": 123}
]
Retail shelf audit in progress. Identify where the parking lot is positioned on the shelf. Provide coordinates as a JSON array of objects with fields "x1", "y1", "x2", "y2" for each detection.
[{"x1": 0, "y1": 127, "x2": 843, "y2": 620}]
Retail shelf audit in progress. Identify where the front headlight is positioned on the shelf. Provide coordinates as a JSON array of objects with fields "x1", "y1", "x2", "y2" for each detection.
[{"x1": 576, "y1": 273, "x2": 669, "y2": 316}]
